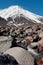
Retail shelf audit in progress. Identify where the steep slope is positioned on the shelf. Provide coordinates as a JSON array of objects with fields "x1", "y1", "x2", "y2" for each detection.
[
  {"x1": 38, "y1": 17, "x2": 43, "y2": 23},
  {"x1": 0, "y1": 17, "x2": 8, "y2": 27}
]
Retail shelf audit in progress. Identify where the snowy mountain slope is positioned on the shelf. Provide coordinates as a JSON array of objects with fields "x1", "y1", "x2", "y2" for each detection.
[{"x1": 0, "y1": 5, "x2": 43, "y2": 23}]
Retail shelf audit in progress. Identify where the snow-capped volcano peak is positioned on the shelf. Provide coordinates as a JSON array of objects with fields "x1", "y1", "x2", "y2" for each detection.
[{"x1": 0, "y1": 5, "x2": 43, "y2": 23}]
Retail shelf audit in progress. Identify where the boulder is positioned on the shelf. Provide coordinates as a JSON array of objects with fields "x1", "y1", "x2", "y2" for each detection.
[
  {"x1": 30, "y1": 42, "x2": 38, "y2": 48},
  {"x1": 37, "y1": 38, "x2": 43, "y2": 53},
  {"x1": 39, "y1": 32, "x2": 43, "y2": 38},
  {"x1": 0, "y1": 36, "x2": 12, "y2": 53},
  {"x1": 4, "y1": 47, "x2": 34, "y2": 65},
  {"x1": 25, "y1": 36, "x2": 33, "y2": 44}
]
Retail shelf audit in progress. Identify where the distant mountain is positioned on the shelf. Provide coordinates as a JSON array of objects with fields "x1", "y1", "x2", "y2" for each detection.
[{"x1": 0, "y1": 5, "x2": 43, "y2": 27}]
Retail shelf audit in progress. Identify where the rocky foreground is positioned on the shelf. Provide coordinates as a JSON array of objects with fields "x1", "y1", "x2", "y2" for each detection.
[{"x1": 0, "y1": 23, "x2": 43, "y2": 65}]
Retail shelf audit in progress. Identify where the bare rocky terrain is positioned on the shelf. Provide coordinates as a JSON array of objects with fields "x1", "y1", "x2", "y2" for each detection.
[
  {"x1": 0, "y1": 19, "x2": 43, "y2": 65},
  {"x1": 0, "y1": 6, "x2": 43, "y2": 65}
]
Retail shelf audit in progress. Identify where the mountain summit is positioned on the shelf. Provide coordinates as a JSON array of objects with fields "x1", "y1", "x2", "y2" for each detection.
[{"x1": 0, "y1": 5, "x2": 43, "y2": 24}]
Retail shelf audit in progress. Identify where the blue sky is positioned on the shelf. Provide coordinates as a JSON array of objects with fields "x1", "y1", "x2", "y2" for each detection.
[{"x1": 0, "y1": 0, "x2": 43, "y2": 16}]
